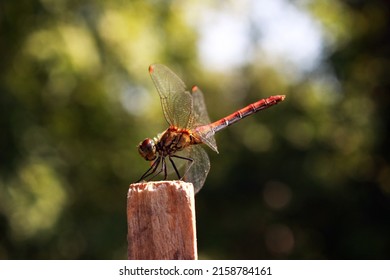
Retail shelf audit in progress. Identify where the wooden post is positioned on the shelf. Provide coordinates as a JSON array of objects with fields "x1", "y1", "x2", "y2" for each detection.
[{"x1": 127, "y1": 180, "x2": 197, "y2": 260}]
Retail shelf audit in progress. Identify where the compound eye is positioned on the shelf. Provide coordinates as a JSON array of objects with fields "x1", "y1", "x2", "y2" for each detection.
[{"x1": 138, "y1": 138, "x2": 157, "y2": 161}]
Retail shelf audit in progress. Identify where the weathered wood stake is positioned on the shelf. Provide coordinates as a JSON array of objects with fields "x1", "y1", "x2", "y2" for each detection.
[{"x1": 127, "y1": 180, "x2": 197, "y2": 260}]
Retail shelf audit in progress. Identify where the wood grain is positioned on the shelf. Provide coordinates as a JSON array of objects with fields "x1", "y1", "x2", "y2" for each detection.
[{"x1": 127, "y1": 181, "x2": 197, "y2": 260}]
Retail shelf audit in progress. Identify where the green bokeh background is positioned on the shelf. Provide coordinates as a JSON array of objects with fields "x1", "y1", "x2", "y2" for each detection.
[{"x1": 1, "y1": 0, "x2": 389, "y2": 259}]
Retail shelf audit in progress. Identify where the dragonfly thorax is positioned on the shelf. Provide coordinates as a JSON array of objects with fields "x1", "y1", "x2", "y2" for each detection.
[
  {"x1": 156, "y1": 126, "x2": 200, "y2": 157},
  {"x1": 138, "y1": 127, "x2": 200, "y2": 162}
]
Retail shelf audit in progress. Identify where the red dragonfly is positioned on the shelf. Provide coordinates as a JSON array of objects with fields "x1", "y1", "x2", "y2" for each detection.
[{"x1": 137, "y1": 64, "x2": 285, "y2": 193}]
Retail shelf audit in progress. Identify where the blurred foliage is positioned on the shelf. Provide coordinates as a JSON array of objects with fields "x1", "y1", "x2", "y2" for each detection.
[{"x1": 1, "y1": 0, "x2": 390, "y2": 259}]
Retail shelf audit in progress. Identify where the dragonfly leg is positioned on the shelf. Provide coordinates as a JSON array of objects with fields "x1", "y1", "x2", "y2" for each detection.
[
  {"x1": 170, "y1": 155, "x2": 194, "y2": 180},
  {"x1": 137, "y1": 156, "x2": 161, "y2": 182},
  {"x1": 162, "y1": 157, "x2": 168, "y2": 180},
  {"x1": 168, "y1": 156, "x2": 181, "y2": 179},
  {"x1": 148, "y1": 157, "x2": 166, "y2": 181}
]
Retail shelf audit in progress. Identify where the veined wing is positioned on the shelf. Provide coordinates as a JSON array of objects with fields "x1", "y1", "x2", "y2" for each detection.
[
  {"x1": 190, "y1": 86, "x2": 218, "y2": 153},
  {"x1": 149, "y1": 64, "x2": 193, "y2": 128},
  {"x1": 184, "y1": 145, "x2": 210, "y2": 194}
]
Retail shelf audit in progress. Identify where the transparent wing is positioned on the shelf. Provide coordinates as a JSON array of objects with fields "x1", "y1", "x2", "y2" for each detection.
[
  {"x1": 149, "y1": 64, "x2": 193, "y2": 128},
  {"x1": 190, "y1": 86, "x2": 218, "y2": 153},
  {"x1": 184, "y1": 145, "x2": 210, "y2": 194}
]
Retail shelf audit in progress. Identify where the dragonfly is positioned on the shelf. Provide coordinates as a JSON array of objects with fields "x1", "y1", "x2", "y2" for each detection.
[{"x1": 137, "y1": 64, "x2": 285, "y2": 193}]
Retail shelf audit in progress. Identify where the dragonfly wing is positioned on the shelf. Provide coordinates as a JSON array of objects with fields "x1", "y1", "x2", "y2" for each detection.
[
  {"x1": 149, "y1": 64, "x2": 192, "y2": 128},
  {"x1": 184, "y1": 145, "x2": 210, "y2": 194},
  {"x1": 190, "y1": 86, "x2": 218, "y2": 153}
]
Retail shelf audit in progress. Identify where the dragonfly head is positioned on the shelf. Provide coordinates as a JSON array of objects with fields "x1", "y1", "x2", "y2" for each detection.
[{"x1": 138, "y1": 138, "x2": 157, "y2": 161}]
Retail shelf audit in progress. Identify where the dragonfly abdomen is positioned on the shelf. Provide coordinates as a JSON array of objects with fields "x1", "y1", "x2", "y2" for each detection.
[{"x1": 209, "y1": 95, "x2": 285, "y2": 133}]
